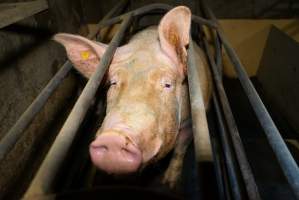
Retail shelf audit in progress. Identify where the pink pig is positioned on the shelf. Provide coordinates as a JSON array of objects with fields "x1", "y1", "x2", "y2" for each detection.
[{"x1": 54, "y1": 6, "x2": 212, "y2": 185}]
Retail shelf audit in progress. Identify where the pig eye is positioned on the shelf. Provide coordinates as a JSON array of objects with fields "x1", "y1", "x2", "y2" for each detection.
[
  {"x1": 110, "y1": 80, "x2": 117, "y2": 86},
  {"x1": 161, "y1": 77, "x2": 173, "y2": 90},
  {"x1": 109, "y1": 76, "x2": 118, "y2": 86},
  {"x1": 164, "y1": 83, "x2": 172, "y2": 88}
]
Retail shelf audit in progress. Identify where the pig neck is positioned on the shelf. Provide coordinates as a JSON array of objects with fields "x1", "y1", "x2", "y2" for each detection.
[{"x1": 179, "y1": 81, "x2": 191, "y2": 127}]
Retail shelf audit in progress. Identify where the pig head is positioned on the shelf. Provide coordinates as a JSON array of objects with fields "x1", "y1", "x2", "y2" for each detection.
[{"x1": 53, "y1": 6, "x2": 211, "y2": 174}]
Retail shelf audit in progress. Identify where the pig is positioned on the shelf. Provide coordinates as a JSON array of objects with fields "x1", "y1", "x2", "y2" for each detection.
[{"x1": 53, "y1": 6, "x2": 212, "y2": 186}]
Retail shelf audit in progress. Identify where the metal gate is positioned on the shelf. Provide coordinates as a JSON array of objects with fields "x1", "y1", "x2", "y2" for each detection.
[{"x1": 0, "y1": 0, "x2": 298, "y2": 199}]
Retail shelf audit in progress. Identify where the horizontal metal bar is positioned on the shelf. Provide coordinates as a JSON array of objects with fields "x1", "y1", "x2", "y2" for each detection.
[
  {"x1": 201, "y1": 1, "x2": 299, "y2": 199},
  {"x1": 0, "y1": 0, "x2": 48, "y2": 29},
  {"x1": 94, "y1": 3, "x2": 217, "y2": 30},
  {"x1": 0, "y1": 0, "x2": 127, "y2": 163},
  {"x1": 187, "y1": 40, "x2": 212, "y2": 162},
  {"x1": 202, "y1": 36, "x2": 261, "y2": 200},
  {"x1": 24, "y1": 14, "x2": 133, "y2": 198}
]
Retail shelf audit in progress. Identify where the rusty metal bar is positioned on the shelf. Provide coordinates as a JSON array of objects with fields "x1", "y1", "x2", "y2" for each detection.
[
  {"x1": 201, "y1": 1, "x2": 299, "y2": 199},
  {"x1": 94, "y1": 3, "x2": 217, "y2": 30},
  {"x1": 0, "y1": 0, "x2": 128, "y2": 163},
  {"x1": 202, "y1": 36, "x2": 261, "y2": 200},
  {"x1": 24, "y1": 13, "x2": 132, "y2": 200}
]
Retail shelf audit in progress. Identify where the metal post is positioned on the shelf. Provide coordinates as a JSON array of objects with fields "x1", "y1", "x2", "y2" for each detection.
[
  {"x1": 203, "y1": 37, "x2": 261, "y2": 200},
  {"x1": 202, "y1": 1, "x2": 299, "y2": 199},
  {"x1": 187, "y1": 40, "x2": 212, "y2": 162},
  {"x1": 205, "y1": 26, "x2": 242, "y2": 199},
  {"x1": 24, "y1": 14, "x2": 132, "y2": 198},
  {"x1": 209, "y1": 113, "x2": 228, "y2": 200},
  {"x1": 212, "y1": 93, "x2": 243, "y2": 200}
]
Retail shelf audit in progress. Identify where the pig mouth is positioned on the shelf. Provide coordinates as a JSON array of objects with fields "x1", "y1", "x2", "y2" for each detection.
[{"x1": 89, "y1": 131, "x2": 142, "y2": 174}]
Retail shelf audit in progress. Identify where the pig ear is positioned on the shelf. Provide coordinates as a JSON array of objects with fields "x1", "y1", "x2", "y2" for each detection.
[
  {"x1": 158, "y1": 6, "x2": 191, "y2": 75},
  {"x1": 53, "y1": 33, "x2": 107, "y2": 78}
]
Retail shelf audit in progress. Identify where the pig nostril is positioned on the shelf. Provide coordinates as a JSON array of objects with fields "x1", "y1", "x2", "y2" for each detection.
[
  {"x1": 121, "y1": 148, "x2": 138, "y2": 162},
  {"x1": 93, "y1": 145, "x2": 108, "y2": 155},
  {"x1": 90, "y1": 134, "x2": 143, "y2": 173}
]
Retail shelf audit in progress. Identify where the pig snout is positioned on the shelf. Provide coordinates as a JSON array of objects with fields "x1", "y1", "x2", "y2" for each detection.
[{"x1": 89, "y1": 132, "x2": 142, "y2": 174}]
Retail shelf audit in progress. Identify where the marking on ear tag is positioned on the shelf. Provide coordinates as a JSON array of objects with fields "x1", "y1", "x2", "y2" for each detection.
[{"x1": 81, "y1": 51, "x2": 90, "y2": 60}]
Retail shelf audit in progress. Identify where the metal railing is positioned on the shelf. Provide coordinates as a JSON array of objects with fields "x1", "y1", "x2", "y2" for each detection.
[
  {"x1": 201, "y1": 1, "x2": 299, "y2": 199},
  {"x1": 0, "y1": 1, "x2": 298, "y2": 199},
  {"x1": 21, "y1": 3, "x2": 216, "y2": 198}
]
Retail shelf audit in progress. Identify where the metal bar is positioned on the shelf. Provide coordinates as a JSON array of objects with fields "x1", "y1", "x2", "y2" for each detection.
[
  {"x1": 87, "y1": 0, "x2": 129, "y2": 39},
  {"x1": 203, "y1": 36, "x2": 261, "y2": 200},
  {"x1": 207, "y1": 30, "x2": 229, "y2": 199},
  {"x1": 24, "y1": 13, "x2": 132, "y2": 199},
  {"x1": 209, "y1": 117, "x2": 227, "y2": 200},
  {"x1": 206, "y1": 27, "x2": 241, "y2": 199},
  {"x1": 0, "y1": 0, "x2": 128, "y2": 163},
  {"x1": 59, "y1": 2, "x2": 129, "y2": 190},
  {"x1": 187, "y1": 39, "x2": 214, "y2": 199},
  {"x1": 187, "y1": 40, "x2": 212, "y2": 162},
  {"x1": 202, "y1": 1, "x2": 299, "y2": 199},
  {"x1": 0, "y1": 62, "x2": 72, "y2": 161},
  {"x1": 0, "y1": 0, "x2": 48, "y2": 29},
  {"x1": 212, "y1": 93, "x2": 243, "y2": 200},
  {"x1": 214, "y1": 33, "x2": 223, "y2": 79},
  {"x1": 93, "y1": 3, "x2": 217, "y2": 30}
]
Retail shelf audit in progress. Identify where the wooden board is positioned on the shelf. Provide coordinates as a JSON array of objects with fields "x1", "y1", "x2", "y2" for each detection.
[{"x1": 219, "y1": 19, "x2": 299, "y2": 77}]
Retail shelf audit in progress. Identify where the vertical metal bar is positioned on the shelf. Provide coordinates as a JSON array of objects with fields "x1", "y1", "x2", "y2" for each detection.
[
  {"x1": 203, "y1": 36, "x2": 261, "y2": 200},
  {"x1": 212, "y1": 93, "x2": 243, "y2": 200},
  {"x1": 0, "y1": 0, "x2": 128, "y2": 162},
  {"x1": 24, "y1": 14, "x2": 132, "y2": 198},
  {"x1": 208, "y1": 29, "x2": 231, "y2": 196},
  {"x1": 209, "y1": 120, "x2": 227, "y2": 200},
  {"x1": 202, "y1": 1, "x2": 299, "y2": 199},
  {"x1": 214, "y1": 33, "x2": 223, "y2": 79},
  {"x1": 187, "y1": 40, "x2": 212, "y2": 162},
  {"x1": 187, "y1": 38, "x2": 214, "y2": 199}
]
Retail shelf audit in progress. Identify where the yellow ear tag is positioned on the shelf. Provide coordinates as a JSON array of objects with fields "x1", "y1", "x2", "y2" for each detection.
[{"x1": 80, "y1": 51, "x2": 90, "y2": 60}]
